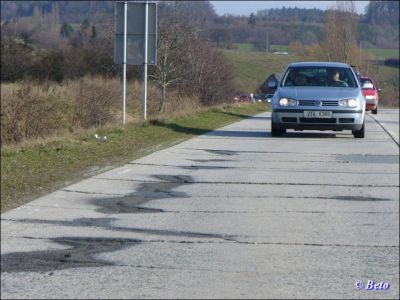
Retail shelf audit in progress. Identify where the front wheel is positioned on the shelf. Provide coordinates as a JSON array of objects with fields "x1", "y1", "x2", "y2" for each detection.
[
  {"x1": 372, "y1": 107, "x2": 378, "y2": 114},
  {"x1": 271, "y1": 121, "x2": 286, "y2": 137},
  {"x1": 352, "y1": 122, "x2": 365, "y2": 138}
]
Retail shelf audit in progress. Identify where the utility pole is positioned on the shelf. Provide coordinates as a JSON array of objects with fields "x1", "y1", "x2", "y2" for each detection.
[
  {"x1": 266, "y1": 30, "x2": 269, "y2": 53},
  {"x1": 143, "y1": 1, "x2": 148, "y2": 120},
  {"x1": 122, "y1": 1, "x2": 127, "y2": 125}
]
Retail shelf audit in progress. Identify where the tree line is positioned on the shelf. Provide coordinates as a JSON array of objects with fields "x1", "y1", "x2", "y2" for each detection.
[{"x1": 1, "y1": 1, "x2": 398, "y2": 49}]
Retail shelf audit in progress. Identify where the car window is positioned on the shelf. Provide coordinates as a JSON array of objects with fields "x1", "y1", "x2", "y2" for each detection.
[
  {"x1": 282, "y1": 67, "x2": 357, "y2": 88},
  {"x1": 360, "y1": 79, "x2": 375, "y2": 89},
  {"x1": 362, "y1": 82, "x2": 374, "y2": 89}
]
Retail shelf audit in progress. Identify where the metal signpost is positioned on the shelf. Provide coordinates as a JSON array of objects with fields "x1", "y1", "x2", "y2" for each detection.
[{"x1": 115, "y1": 1, "x2": 157, "y2": 123}]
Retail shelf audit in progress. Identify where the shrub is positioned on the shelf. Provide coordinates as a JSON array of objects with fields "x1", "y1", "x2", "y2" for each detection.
[
  {"x1": 1, "y1": 83, "x2": 68, "y2": 145},
  {"x1": 68, "y1": 76, "x2": 120, "y2": 128}
]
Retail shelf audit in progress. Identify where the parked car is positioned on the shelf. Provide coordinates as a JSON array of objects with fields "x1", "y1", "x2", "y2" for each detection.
[
  {"x1": 254, "y1": 93, "x2": 273, "y2": 102},
  {"x1": 360, "y1": 76, "x2": 380, "y2": 114},
  {"x1": 239, "y1": 93, "x2": 252, "y2": 102},
  {"x1": 269, "y1": 62, "x2": 366, "y2": 138}
]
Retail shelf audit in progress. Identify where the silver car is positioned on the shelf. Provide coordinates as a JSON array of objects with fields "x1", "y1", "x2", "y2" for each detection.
[{"x1": 270, "y1": 62, "x2": 366, "y2": 138}]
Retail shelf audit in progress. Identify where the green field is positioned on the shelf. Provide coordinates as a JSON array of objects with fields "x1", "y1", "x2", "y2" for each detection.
[
  {"x1": 233, "y1": 43, "x2": 289, "y2": 53},
  {"x1": 223, "y1": 48, "x2": 300, "y2": 93},
  {"x1": 364, "y1": 48, "x2": 399, "y2": 59},
  {"x1": 223, "y1": 44, "x2": 399, "y2": 106},
  {"x1": 233, "y1": 43, "x2": 398, "y2": 59}
]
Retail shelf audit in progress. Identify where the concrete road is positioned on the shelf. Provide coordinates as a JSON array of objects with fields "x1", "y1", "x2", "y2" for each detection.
[{"x1": 1, "y1": 109, "x2": 399, "y2": 299}]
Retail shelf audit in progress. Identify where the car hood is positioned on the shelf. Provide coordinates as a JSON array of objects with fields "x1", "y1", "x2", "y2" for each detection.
[{"x1": 278, "y1": 87, "x2": 360, "y2": 100}]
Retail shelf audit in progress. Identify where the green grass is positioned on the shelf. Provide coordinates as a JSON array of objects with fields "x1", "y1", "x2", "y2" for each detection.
[
  {"x1": 233, "y1": 43, "x2": 290, "y2": 53},
  {"x1": 270, "y1": 44, "x2": 289, "y2": 52},
  {"x1": 364, "y1": 48, "x2": 399, "y2": 59},
  {"x1": 233, "y1": 43, "x2": 255, "y2": 51},
  {"x1": 1, "y1": 103, "x2": 268, "y2": 212},
  {"x1": 233, "y1": 43, "x2": 399, "y2": 59},
  {"x1": 222, "y1": 48, "x2": 301, "y2": 93}
]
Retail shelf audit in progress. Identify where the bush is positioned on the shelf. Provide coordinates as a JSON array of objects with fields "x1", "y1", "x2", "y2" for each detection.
[
  {"x1": 0, "y1": 37, "x2": 35, "y2": 82},
  {"x1": 1, "y1": 83, "x2": 68, "y2": 145},
  {"x1": 68, "y1": 76, "x2": 120, "y2": 128}
]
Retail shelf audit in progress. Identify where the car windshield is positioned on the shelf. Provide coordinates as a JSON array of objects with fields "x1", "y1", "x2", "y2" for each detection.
[{"x1": 281, "y1": 67, "x2": 358, "y2": 88}]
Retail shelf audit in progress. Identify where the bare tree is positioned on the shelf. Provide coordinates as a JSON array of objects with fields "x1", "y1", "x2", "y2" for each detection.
[
  {"x1": 149, "y1": 14, "x2": 184, "y2": 111},
  {"x1": 336, "y1": 1, "x2": 357, "y2": 63},
  {"x1": 321, "y1": 1, "x2": 357, "y2": 63}
]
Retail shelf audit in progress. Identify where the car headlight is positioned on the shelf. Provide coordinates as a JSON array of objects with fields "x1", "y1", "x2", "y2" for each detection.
[
  {"x1": 365, "y1": 95, "x2": 376, "y2": 100},
  {"x1": 339, "y1": 98, "x2": 359, "y2": 108},
  {"x1": 279, "y1": 98, "x2": 297, "y2": 107}
]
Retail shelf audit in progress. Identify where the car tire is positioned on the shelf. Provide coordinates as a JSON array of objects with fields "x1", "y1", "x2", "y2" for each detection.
[
  {"x1": 352, "y1": 122, "x2": 365, "y2": 138},
  {"x1": 271, "y1": 121, "x2": 286, "y2": 137},
  {"x1": 372, "y1": 107, "x2": 378, "y2": 114}
]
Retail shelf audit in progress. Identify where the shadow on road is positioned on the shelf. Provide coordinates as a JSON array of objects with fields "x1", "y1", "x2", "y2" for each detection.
[
  {"x1": 280, "y1": 132, "x2": 338, "y2": 138},
  {"x1": 151, "y1": 120, "x2": 268, "y2": 138},
  {"x1": 205, "y1": 130, "x2": 267, "y2": 138},
  {"x1": 152, "y1": 119, "x2": 342, "y2": 139},
  {"x1": 220, "y1": 111, "x2": 271, "y2": 120}
]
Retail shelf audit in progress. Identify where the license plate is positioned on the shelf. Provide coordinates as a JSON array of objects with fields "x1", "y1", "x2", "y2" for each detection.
[{"x1": 303, "y1": 111, "x2": 332, "y2": 118}]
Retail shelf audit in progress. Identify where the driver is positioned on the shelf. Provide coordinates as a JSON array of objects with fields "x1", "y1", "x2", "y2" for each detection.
[{"x1": 328, "y1": 69, "x2": 348, "y2": 87}]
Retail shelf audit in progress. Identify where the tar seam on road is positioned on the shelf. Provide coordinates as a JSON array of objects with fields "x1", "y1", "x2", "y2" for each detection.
[
  {"x1": 91, "y1": 178, "x2": 400, "y2": 188},
  {"x1": 2, "y1": 232, "x2": 399, "y2": 249},
  {"x1": 367, "y1": 113, "x2": 399, "y2": 147}
]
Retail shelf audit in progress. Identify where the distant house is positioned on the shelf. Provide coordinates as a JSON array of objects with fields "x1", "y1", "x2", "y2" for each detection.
[{"x1": 259, "y1": 73, "x2": 279, "y2": 94}]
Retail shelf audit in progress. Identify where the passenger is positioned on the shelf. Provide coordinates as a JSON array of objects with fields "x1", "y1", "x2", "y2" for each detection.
[{"x1": 294, "y1": 75, "x2": 307, "y2": 86}]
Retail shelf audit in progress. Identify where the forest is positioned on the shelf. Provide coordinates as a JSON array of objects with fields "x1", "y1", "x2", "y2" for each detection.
[{"x1": 1, "y1": 0, "x2": 399, "y2": 48}]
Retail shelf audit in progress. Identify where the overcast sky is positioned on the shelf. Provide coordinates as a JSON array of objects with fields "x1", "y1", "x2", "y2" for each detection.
[{"x1": 210, "y1": 1, "x2": 370, "y2": 16}]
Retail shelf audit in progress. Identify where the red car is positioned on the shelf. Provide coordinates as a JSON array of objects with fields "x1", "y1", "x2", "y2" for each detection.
[{"x1": 360, "y1": 76, "x2": 380, "y2": 114}]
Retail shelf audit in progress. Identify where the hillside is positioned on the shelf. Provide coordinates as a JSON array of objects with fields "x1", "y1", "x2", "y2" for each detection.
[
  {"x1": 223, "y1": 46, "x2": 398, "y2": 107},
  {"x1": 1, "y1": 0, "x2": 399, "y2": 48}
]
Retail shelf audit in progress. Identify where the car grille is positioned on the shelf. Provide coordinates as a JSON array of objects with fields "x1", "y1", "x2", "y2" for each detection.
[
  {"x1": 299, "y1": 118, "x2": 336, "y2": 123},
  {"x1": 298, "y1": 100, "x2": 339, "y2": 107},
  {"x1": 282, "y1": 117, "x2": 297, "y2": 123}
]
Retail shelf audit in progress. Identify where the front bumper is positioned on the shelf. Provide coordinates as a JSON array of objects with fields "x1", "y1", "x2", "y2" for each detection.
[{"x1": 272, "y1": 108, "x2": 364, "y2": 131}]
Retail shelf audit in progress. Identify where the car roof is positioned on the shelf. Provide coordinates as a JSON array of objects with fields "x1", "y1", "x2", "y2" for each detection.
[
  {"x1": 360, "y1": 76, "x2": 373, "y2": 80},
  {"x1": 288, "y1": 61, "x2": 351, "y2": 68}
]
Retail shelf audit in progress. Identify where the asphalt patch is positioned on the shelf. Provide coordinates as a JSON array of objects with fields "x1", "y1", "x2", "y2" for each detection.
[
  {"x1": 332, "y1": 196, "x2": 392, "y2": 201},
  {"x1": 91, "y1": 175, "x2": 192, "y2": 214},
  {"x1": 10, "y1": 217, "x2": 241, "y2": 243},
  {"x1": 336, "y1": 154, "x2": 399, "y2": 164},
  {"x1": 190, "y1": 159, "x2": 231, "y2": 163},
  {"x1": 203, "y1": 149, "x2": 239, "y2": 156},
  {"x1": 179, "y1": 165, "x2": 232, "y2": 170},
  {"x1": 1, "y1": 237, "x2": 141, "y2": 273}
]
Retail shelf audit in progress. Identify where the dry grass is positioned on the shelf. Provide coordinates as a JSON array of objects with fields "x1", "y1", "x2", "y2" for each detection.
[{"x1": 1, "y1": 76, "x2": 209, "y2": 147}]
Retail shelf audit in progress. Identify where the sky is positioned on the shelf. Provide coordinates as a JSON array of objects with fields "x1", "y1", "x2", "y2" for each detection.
[{"x1": 210, "y1": 1, "x2": 370, "y2": 16}]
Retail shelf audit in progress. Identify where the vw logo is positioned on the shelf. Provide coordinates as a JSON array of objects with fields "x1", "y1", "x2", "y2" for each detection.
[{"x1": 315, "y1": 100, "x2": 322, "y2": 107}]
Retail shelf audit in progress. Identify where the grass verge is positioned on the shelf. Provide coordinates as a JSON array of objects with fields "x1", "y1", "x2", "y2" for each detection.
[{"x1": 1, "y1": 103, "x2": 268, "y2": 212}]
